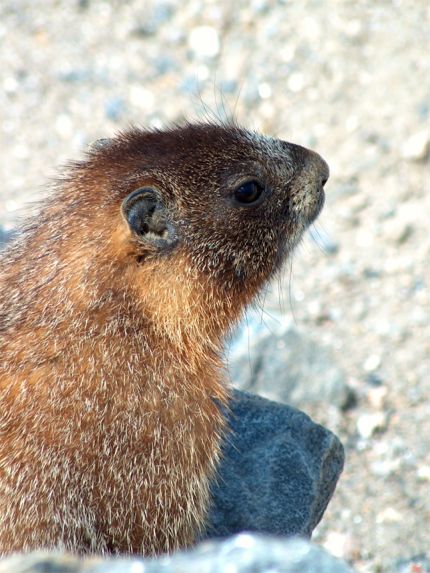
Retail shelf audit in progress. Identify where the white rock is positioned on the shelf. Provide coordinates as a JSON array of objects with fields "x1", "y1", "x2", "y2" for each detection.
[
  {"x1": 345, "y1": 19, "x2": 363, "y2": 39},
  {"x1": 357, "y1": 412, "x2": 387, "y2": 439},
  {"x1": 189, "y1": 26, "x2": 220, "y2": 59},
  {"x1": 258, "y1": 82, "x2": 272, "y2": 99},
  {"x1": 287, "y1": 72, "x2": 305, "y2": 93},
  {"x1": 401, "y1": 130, "x2": 430, "y2": 161},
  {"x1": 3, "y1": 75, "x2": 18, "y2": 94},
  {"x1": 417, "y1": 465, "x2": 430, "y2": 481},
  {"x1": 376, "y1": 507, "x2": 402, "y2": 524},
  {"x1": 322, "y1": 532, "x2": 348, "y2": 559},
  {"x1": 323, "y1": 531, "x2": 359, "y2": 561},
  {"x1": 367, "y1": 386, "x2": 387, "y2": 410},
  {"x1": 363, "y1": 354, "x2": 381, "y2": 372},
  {"x1": 129, "y1": 86, "x2": 155, "y2": 110},
  {"x1": 55, "y1": 114, "x2": 73, "y2": 138},
  {"x1": 370, "y1": 458, "x2": 400, "y2": 477}
]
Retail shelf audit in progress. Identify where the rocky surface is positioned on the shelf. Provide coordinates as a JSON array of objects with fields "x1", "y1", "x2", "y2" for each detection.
[
  {"x1": 228, "y1": 310, "x2": 355, "y2": 411},
  {"x1": 0, "y1": 535, "x2": 355, "y2": 573},
  {"x1": 1, "y1": 1, "x2": 429, "y2": 571},
  {"x1": 204, "y1": 390, "x2": 344, "y2": 539}
]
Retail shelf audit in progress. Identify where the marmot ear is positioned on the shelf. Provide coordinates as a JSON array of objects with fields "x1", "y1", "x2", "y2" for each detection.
[{"x1": 122, "y1": 188, "x2": 177, "y2": 249}]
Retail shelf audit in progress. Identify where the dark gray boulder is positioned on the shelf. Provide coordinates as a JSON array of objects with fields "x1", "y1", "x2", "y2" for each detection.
[{"x1": 204, "y1": 390, "x2": 344, "y2": 539}]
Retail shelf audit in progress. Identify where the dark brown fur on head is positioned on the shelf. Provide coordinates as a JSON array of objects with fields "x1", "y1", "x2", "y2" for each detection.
[
  {"x1": 82, "y1": 123, "x2": 328, "y2": 287},
  {"x1": 0, "y1": 121, "x2": 328, "y2": 556}
]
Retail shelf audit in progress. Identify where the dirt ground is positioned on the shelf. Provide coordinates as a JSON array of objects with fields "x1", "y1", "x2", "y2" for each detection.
[{"x1": 1, "y1": 1, "x2": 429, "y2": 571}]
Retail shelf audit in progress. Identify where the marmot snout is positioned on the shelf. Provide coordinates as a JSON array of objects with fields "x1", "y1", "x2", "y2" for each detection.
[{"x1": 0, "y1": 122, "x2": 328, "y2": 555}]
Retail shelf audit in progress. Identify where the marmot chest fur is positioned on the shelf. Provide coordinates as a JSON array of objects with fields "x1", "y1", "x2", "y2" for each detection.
[{"x1": 0, "y1": 122, "x2": 328, "y2": 555}]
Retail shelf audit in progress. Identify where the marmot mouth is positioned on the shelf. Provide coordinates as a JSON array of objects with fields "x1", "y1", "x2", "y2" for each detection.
[
  {"x1": 288, "y1": 148, "x2": 328, "y2": 228},
  {"x1": 306, "y1": 186, "x2": 325, "y2": 225},
  {"x1": 291, "y1": 183, "x2": 325, "y2": 228}
]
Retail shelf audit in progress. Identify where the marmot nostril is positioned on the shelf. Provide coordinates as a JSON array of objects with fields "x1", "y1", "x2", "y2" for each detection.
[{"x1": 321, "y1": 177, "x2": 328, "y2": 188}]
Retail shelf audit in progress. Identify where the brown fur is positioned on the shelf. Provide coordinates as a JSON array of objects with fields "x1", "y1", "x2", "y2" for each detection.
[{"x1": 0, "y1": 122, "x2": 328, "y2": 555}]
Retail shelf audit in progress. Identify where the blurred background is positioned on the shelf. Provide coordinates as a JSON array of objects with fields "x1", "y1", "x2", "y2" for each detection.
[{"x1": 1, "y1": 1, "x2": 429, "y2": 571}]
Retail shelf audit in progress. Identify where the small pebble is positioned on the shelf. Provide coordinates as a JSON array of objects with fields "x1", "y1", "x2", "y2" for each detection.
[
  {"x1": 287, "y1": 72, "x2": 305, "y2": 93},
  {"x1": 376, "y1": 507, "x2": 402, "y2": 524},
  {"x1": 104, "y1": 97, "x2": 126, "y2": 121},
  {"x1": 383, "y1": 218, "x2": 414, "y2": 245},
  {"x1": 129, "y1": 86, "x2": 155, "y2": 110},
  {"x1": 367, "y1": 386, "x2": 387, "y2": 409},
  {"x1": 179, "y1": 75, "x2": 200, "y2": 95},
  {"x1": 189, "y1": 26, "x2": 220, "y2": 59},
  {"x1": 370, "y1": 458, "x2": 400, "y2": 477},
  {"x1": 417, "y1": 465, "x2": 430, "y2": 481},
  {"x1": 363, "y1": 354, "x2": 381, "y2": 372},
  {"x1": 258, "y1": 82, "x2": 272, "y2": 99},
  {"x1": 323, "y1": 531, "x2": 360, "y2": 561},
  {"x1": 55, "y1": 114, "x2": 73, "y2": 138},
  {"x1": 357, "y1": 412, "x2": 387, "y2": 439},
  {"x1": 401, "y1": 130, "x2": 430, "y2": 161}
]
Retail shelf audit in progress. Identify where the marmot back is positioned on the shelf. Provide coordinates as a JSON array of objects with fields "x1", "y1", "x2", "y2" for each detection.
[{"x1": 0, "y1": 122, "x2": 328, "y2": 555}]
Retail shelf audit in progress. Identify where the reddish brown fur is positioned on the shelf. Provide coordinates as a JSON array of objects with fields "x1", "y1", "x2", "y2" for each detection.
[{"x1": 0, "y1": 122, "x2": 328, "y2": 555}]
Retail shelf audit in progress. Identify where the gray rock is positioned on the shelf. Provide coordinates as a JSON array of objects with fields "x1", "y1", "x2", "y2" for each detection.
[
  {"x1": 228, "y1": 311, "x2": 355, "y2": 411},
  {"x1": 0, "y1": 535, "x2": 356, "y2": 572},
  {"x1": 204, "y1": 390, "x2": 344, "y2": 539},
  {"x1": 131, "y1": 3, "x2": 175, "y2": 37},
  {"x1": 152, "y1": 55, "x2": 178, "y2": 76},
  {"x1": 179, "y1": 75, "x2": 201, "y2": 95},
  {"x1": 57, "y1": 67, "x2": 92, "y2": 83},
  {"x1": 0, "y1": 228, "x2": 13, "y2": 249},
  {"x1": 383, "y1": 217, "x2": 414, "y2": 245},
  {"x1": 104, "y1": 97, "x2": 126, "y2": 121}
]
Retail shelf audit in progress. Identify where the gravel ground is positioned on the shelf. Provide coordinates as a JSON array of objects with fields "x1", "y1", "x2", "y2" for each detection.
[{"x1": 1, "y1": 1, "x2": 429, "y2": 571}]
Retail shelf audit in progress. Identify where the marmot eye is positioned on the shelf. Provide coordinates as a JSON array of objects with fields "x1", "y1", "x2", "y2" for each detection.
[{"x1": 233, "y1": 180, "x2": 265, "y2": 205}]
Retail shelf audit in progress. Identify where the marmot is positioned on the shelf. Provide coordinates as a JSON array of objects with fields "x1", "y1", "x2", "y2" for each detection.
[{"x1": 0, "y1": 122, "x2": 329, "y2": 555}]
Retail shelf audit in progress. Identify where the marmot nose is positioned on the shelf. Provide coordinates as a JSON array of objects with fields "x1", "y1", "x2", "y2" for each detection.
[
  {"x1": 317, "y1": 155, "x2": 330, "y2": 189},
  {"x1": 282, "y1": 140, "x2": 330, "y2": 188},
  {"x1": 305, "y1": 148, "x2": 330, "y2": 191}
]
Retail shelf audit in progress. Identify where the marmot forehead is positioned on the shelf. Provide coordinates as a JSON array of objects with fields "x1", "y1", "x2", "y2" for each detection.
[{"x1": 91, "y1": 123, "x2": 301, "y2": 175}]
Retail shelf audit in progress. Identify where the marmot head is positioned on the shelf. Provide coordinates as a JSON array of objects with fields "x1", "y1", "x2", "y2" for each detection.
[
  {"x1": 81, "y1": 123, "x2": 328, "y2": 295},
  {"x1": 0, "y1": 122, "x2": 329, "y2": 343}
]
